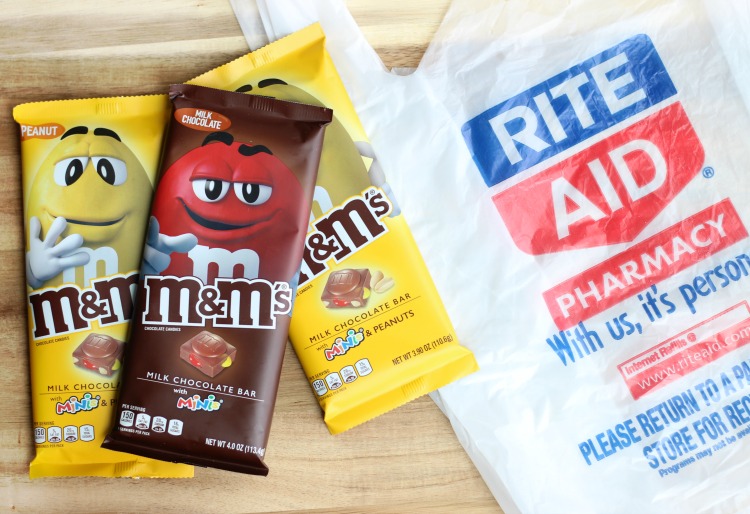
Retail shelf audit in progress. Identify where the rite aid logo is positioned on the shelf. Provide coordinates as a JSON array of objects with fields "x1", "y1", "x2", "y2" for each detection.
[{"x1": 462, "y1": 35, "x2": 704, "y2": 254}]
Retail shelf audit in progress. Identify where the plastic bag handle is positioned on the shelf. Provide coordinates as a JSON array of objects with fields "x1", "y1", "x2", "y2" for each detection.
[{"x1": 246, "y1": 0, "x2": 388, "y2": 76}]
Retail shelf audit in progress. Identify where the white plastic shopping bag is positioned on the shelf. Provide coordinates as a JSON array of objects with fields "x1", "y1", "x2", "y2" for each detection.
[
  {"x1": 241, "y1": 0, "x2": 750, "y2": 512},
  {"x1": 417, "y1": 2, "x2": 750, "y2": 512}
]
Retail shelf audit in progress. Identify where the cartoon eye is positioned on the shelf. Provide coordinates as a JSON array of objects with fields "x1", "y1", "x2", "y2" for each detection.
[
  {"x1": 53, "y1": 157, "x2": 89, "y2": 186},
  {"x1": 193, "y1": 179, "x2": 230, "y2": 202},
  {"x1": 92, "y1": 157, "x2": 127, "y2": 186},
  {"x1": 234, "y1": 183, "x2": 272, "y2": 205}
]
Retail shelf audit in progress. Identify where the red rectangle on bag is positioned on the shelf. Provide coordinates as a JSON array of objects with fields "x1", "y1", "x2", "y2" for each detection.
[
  {"x1": 618, "y1": 302, "x2": 750, "y2": 399},
  {"x1": 493, "y1": 103, "x2": 704, "y2": 255},
  {"x1": 543, "y1": 199, "x2": 747, "y2": 329}
]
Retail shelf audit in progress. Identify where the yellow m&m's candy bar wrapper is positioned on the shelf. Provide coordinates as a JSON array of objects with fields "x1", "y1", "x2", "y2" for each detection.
[
  {"x1": 189, "y1": 23, "x2": 478, "y2": 434},
  {"x1": 14, "y1": 96, "x2": 193, "y2": 477}
]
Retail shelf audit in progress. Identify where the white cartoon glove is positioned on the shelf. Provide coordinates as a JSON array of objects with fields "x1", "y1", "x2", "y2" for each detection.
[
  {"x1": 141, "y1": 216, "x2": 198, "y2": 275},
  {"x1": 26, "y1": 216, "x2": 90, "y2": 289}
]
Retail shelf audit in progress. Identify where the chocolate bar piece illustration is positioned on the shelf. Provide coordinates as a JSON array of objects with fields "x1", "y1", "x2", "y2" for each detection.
[
  {"x1": 179, "y1": 331, "x2": 237, "y2": 378},
  {"x1": 72, "y1": 333, "x2": 124, "y2": 376},
  {"x1": 321, "y1": 268, "x2": 371, "y2": 308}
]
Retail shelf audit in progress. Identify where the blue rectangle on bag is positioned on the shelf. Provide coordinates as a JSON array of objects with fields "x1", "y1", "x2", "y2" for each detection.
[{"x1": 462, "y1": 34, "x2": 677, "y2": 187}]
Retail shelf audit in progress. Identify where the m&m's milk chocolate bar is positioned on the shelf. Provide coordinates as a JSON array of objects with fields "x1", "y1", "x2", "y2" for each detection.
[{"x1": 103, "y1": 84, "x2": 331, "y2": 475}]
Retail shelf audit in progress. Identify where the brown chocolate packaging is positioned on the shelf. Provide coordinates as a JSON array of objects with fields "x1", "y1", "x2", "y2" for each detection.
[{"x1": 102, "y1": 84, "x2": 331, "y2": 475}]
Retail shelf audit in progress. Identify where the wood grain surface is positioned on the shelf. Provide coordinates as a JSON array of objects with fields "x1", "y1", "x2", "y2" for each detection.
[{"x1": 0, "y1": 1, "x2": 502, "y2": 512}]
